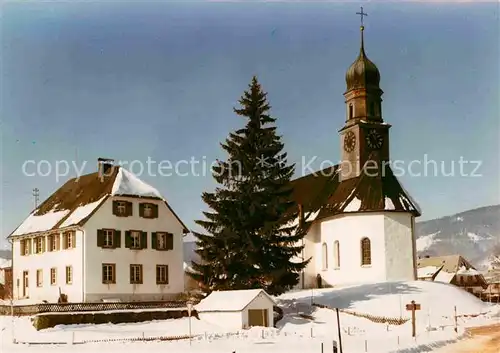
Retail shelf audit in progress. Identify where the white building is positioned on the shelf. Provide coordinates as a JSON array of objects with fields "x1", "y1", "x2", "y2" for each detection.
[
  {"x1": 9, "y1": 159, "x2": 188, "y2": 303},
  {"x1": 195, "y1": 289, "x2": 275, "y2": 330},
  {"x1": 290, "y1": 24, "x2": 421, "y2": 289}
]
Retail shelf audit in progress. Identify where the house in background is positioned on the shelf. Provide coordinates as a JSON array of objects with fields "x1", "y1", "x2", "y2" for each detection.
[
  {"x1": 195, "y1": 289, "x2": 276, "y2": 330},
  {"x1": 9, "y1": 158, "x2": 188, "y2": 303},
  {"x1": 417, "y1": 255, "x2": 488, "y2": 294},
  {"x1": 0, "y1": 259, "x2": 13, "y2": 300}
]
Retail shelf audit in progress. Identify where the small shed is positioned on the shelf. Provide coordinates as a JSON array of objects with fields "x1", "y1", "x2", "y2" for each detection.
[{"x1": 195, "y1": 289, "x2": 276, "y2": 330}]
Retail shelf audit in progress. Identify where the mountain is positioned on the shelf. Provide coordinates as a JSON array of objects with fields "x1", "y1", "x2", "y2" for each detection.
[
  {"x1": 416, "y1": 205, "x2": 500, "y2": 269},
  {"x1": 0, "y1": 250, "x2": 11, "y2": 261}
]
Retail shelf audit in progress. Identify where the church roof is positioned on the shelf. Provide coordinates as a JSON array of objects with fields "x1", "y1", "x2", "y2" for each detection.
[
  {"x1": 290, "y1": 163, "x2": 421, "y2": 228},
  {"x1": 9, "y1": 166, "x2": 188, "y2": 237}
]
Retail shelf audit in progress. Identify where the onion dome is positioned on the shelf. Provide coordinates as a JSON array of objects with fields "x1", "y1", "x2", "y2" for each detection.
[{"x1": 345, "y1": 26, "x2": 381, "y2": 91}]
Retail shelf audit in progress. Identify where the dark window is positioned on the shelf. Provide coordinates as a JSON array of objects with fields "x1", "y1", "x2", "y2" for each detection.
[{"x1": 361, "y1": 238, "x2": 371, "y2": 266}]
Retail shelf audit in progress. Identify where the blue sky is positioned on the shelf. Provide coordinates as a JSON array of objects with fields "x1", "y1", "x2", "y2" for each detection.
[{"x1": 1, "y1": 1, "x2": 498, "y2": 247}]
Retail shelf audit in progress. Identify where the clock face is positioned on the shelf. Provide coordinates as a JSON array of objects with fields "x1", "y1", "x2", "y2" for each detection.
[
  {"x1": 343, "y1": 131, "x2": 356, "y2": 152},
  {"x1": 366, "y1": 129, "x2": 384, "y2": 150}
]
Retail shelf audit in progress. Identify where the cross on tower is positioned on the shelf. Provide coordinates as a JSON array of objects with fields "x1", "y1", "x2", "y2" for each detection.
[{"x1": 356, "y1": 6, "x2": 368, "y2": 27}]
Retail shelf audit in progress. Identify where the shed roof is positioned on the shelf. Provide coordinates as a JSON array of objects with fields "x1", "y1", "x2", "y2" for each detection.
[{"x1": 195, "y1": 289, "x2": 275, "y2": 312}]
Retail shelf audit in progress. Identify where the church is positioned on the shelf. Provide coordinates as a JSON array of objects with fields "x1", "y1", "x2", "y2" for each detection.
[{"x1": 291, "y1": 18, "x2": 421, "y2": 289}]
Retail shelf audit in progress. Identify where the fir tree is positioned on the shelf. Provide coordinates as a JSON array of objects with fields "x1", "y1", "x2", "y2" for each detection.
[{"x1": 189, "y1": 76, "x2": 309, "y2": 296}]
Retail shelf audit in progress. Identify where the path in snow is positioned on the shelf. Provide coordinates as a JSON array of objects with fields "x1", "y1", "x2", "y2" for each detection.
[{"x1": 431, "y1": 323, "x2": 500, "y2": 353}]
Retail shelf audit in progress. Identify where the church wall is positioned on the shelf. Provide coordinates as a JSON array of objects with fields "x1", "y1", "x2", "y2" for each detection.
[
  {"x1": 294, "y1": 222, "x2": 320, "y2": 290},
  {"x1": 304, "y1": 223, "x2": 320, "y2": 289},
  {"x1": 383, "y1": 213, "x2": 416, "y2": 281},
  {"x1": 319, "y1": 213, "x2": 387, "y2": 286}
]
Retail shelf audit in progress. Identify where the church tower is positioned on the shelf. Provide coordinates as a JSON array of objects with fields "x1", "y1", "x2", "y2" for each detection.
[{"x1": 339, "y1": 19, "x2": 391, "y2": 181}]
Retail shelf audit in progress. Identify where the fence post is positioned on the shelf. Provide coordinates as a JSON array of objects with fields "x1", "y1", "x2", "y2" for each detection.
[
  {"x1": 454, "y1": 306, "x2": 458, "y2": 333},
  {"x1": 321, "y1": 342, "x2": 324, "y2": 353}
]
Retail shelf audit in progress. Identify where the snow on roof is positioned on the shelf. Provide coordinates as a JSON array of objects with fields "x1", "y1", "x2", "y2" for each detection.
[
  {"x1": 394, "y1": 175, "x2": 422, "y2": 215},
  {"x1": 384, "y1": 197, "x2": 395, "y2": 210},
  {"x1": 434, "y1": 270, "x2": 455, "y2": 283},
  {"x1": 457, "y1": 266, "x2": 480, "y2": 276},
  {"x1": 11, "y1": 209, "x2": 71, "y2": 237},
  {"x1": 10, "y1": 166, "x2": 188, "y2": 238},
  {"x1": 195, "y1": 289, "x2": 275, "y2": 312},
  {"x1": 0, "y1": 258, "x2": 12, "y2": 269},
  {"x1": 59, "y1": 196, "x2": 107, "y2": 228},
  {"x1": 344, "y1": 197, "x2": 361, "y2": 212},
  {"x1": 417, "y1": 265, "x2": 441, "y2": 279},
  {"x1": 111, "y1": 168, "x2": 162, "y2": 199}
]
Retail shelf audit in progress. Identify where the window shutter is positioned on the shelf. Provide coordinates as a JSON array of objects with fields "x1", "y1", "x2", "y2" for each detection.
[
  {"x1": 56, "y1": 235, "x2": 60, "y2": 250},
  {"x1": 112, "y1": 201, "x2": 119, "y2": 216},
  {"x1": 114, "y1": 230, "x2": 121, "y2": 248},
  {"x1": 72, "y1": 232, "x2": 76, "y2": 248},
  {"x1": 125, "y1": 231, "x2": 132, "y2": 249},
  {"x1": 126, "y1": 202, "x2": 133, "y2": 216},
  {"x1": 139, "y1": 203, "x2": 145, "y2": 218},
  {"x1": 165, "y1": 265, "x2": 169, "y2": 284},
  {"x1": 129, "y1": 265, "x2": 133, "y2": 284},
  {"x1": 97, "y1": 230, "x2": 104, "y2": 247},
  {"x1": 101, "y1": 265, "x2": 106, "y2": 284},
  {"x1": 141, "y1": 232, "x2": 148, "y2": 249},
  {"x1": 20, "y1": 240, "x2": 25, "y2": 256},
  {"x1": 153, "y1": 204, "x2": 159, "y2": 218},
  {"x1": 167, "y1": 233, "x2": 174, "y2": 250},
  {"x1": 62, "y1": 235, "x2": 67, "y2": 250},
  {"x1": 151, "y1": 232, "x2": 157, "y2": 250}
]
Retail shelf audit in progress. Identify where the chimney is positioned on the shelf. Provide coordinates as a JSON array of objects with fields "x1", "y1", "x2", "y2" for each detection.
[
  {"x1": 298, "y1": 204, "x2": 304, "y2": 227},
  {"x1": 98, "y1": 158, "x2": 115, "y2": 181}
]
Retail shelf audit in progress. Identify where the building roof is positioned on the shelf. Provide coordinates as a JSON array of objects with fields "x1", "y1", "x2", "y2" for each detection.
[
  {"x1": 417, "y1": 255, "x2": 488, "y2": 287},
  {"x1": 0, "y1": 259, "x2": 12, "y2": 269},
  {"x1": 10, "y1": 166, "x2": 188, "y2": 237},
  {"x1": 195, "y1": 289, "x2": 276, "y2": 312},
  {"x1": 289, "y1": 163, "x2": 421, "y2": 232},
  {"x1": 417, "y1": 255, "x2": 472, "y2": 274}
]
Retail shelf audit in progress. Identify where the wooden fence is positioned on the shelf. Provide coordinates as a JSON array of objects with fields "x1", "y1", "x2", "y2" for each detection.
[
  {"x1": 0, "y1": 300, "x2": 189, "y2": 316},
  {"x1": 313, "y1": 303, "x2": 410, "y2": 326}
]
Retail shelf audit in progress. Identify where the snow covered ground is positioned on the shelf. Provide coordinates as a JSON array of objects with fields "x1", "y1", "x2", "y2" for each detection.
[{"x1": 1, "y1": 281, "x2": 498, "y2": 353}]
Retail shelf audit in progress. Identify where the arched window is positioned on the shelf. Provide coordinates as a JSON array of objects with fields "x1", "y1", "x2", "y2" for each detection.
[
  {"x1": 361, "y1": 238, "x2": 371, "y2": 266},
  {"x1": 348, "y1": 104, "x2": 353, "y2": 119},
  {"x1": 334, "y1": 241, "x2": 340, "y2": 268},
  {"x1": 322, "y1": 243, "x2": 328, "y2": 270}
]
